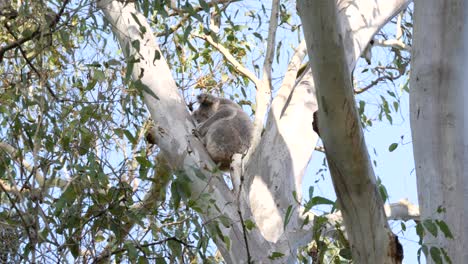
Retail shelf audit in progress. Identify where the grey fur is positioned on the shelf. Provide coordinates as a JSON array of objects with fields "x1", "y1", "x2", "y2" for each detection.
[{"x1": 192, "y1": 93, "x2": 253, "y2": 170}]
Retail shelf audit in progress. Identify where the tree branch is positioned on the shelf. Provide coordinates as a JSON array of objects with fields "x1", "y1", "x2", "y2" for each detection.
[
  {"x1": 354, "y1": 70, "x2": 403, "y2": 94},
  {"x1": 193, "y1": 34, "x2": 262, "y2": 88},
  {"x1": 372, "y1": 38, "x2": 410, "y2": 51},
  {"x1": 269, "y1": 40, "x2": 307, "y2": 118},
  {"x1": 249, "y1": 0, "x2": 280, "y2": 154},
  {"x1": 156, "y1": 14, "x2": 190, "y2": 37},
  {"x1": 384, "y1": 199, "x2": 420, "y2": 221}
]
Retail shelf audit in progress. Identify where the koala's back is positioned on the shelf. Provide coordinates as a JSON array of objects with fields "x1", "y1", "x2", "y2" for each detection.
[{"x1": 193, "y1": 94, "x2": 253, "y2": 170}]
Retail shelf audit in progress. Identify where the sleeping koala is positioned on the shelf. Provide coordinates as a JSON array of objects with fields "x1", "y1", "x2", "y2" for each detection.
[{"x1": 192, "y1": 93, "x2": 253, "y2": 170}]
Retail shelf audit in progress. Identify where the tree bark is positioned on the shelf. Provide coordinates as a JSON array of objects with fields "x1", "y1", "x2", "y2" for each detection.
[{"x1": 410, "y1": 1, "x2": 468, "y2": 263}]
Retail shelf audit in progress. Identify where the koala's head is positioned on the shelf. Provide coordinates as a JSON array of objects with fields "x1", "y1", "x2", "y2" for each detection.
[{"x1": 192, "y1": 93, "x2": 220, "y2": 123}]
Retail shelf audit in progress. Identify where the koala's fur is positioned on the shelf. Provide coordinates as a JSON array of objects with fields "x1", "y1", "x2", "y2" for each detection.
[{"x1": 192, "y1": 93, "x2": 253, "y2": 170}]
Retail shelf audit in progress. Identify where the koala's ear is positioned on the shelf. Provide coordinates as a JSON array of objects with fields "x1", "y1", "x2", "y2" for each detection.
[{"x1": 197, "y1": 93, "x2": 214, "y2": 105}]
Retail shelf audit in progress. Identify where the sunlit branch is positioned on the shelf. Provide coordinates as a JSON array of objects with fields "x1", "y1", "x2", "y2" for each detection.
[
  {"x1": 372, "y1": 38, "x2": 410, "y2": 51},
  {"x1": 384, "y1": 199, "x2": 420, "y2": 221},
  {"x1": 270, "y1": 40, "x2": 307, "y2": 118}
]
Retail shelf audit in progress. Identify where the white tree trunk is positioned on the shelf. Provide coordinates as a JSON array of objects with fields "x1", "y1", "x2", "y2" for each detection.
[
  {"x1": 410, "y1": 1, "x2": 468, "y2": 263},
  {"x1": 297, "y1": 0, "x2": 409, "y2": 263}
]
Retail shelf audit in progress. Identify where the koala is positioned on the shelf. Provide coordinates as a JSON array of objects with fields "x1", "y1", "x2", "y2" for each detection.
[{"x1": 192, "y1": 93, "x2": 253, "y2": 170}]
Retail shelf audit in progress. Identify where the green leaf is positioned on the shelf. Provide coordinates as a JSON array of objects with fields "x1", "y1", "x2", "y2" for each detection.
[
  {"x1": 339, "y1": 248, "x2": 353, "y2": 260},
  {"x1": 125, "y1": 241, "x2": 138, "y2": 261},
  {"x1": 95, "y1": 234, "x2": 105, "y2": 242},
  {"x1": 423, "y1": 219, "x2": 438, "y2": 237},
  {"x1": 193, "y1": 168, "x2": 207, "y2": 180},
  {"x1": 131, "y1": 39, "x2": 141, "y2": 53},
  {"x1": 94, "y1": 70, "x2": 106, "y2": 82},
  {"x1": 441, "y1": 248, "x2": 453, "y2": 264},
  {"x1": 308, "y1": 186, "x2": 314, "y2": 200},
  {"x1": 429, "y1": 247, "x2": 443, "y2": 264},
  {"x1": 168, "y1": 239, "x2": 182, "y2": 256},
  {"x1": 253, "y1": 32, "x2": 263, "y2": 40},
  {"x1": 223, "y1": 235, "x2": 231, "y2": 250},
  {"x1": 136, "y1": 156, "x2": 152, "y2": 168},
  {"x1": 401, "y1": 221, "x2": 407, "y2": 232},
  {"x1": 420, "y1": 245, "x2": 429, "y2": 263},
  {"x1": 170, "y1": 183, "x2": 181, "y2": 209},
  {"x1": 125, "y1": 59, "x2": 134, "y2": 83},
  {"x1": 378, "y1": 184, "x2": 389, "y2": 201},
  {"x1": 388, "y1": 143, "x2": 398, "y2": 152},
  {"x1": 358, "y1": 100, "x2": 366, "y2": 114},
  {"x1": 153, "y1": 50, "x2": 161, "y2": 62},
  {"x1": 138, "y1": 256, "x2": 150, "y2": 264},
  {"x1": 68, "y1": 239, "x2": 79, "y2": 258},
  {"x1": 393, "y1": 101, "x2": 399, "y2": 112},
  {"x1": 199, "y1": 0, "x2": 209, "y2": 12},
  {"x1": 134, "y1": 79, "x2": 159, "y2": 100},
  {"x1": 283, "y1": 205, "x2": 293, "y2": 230},
  {"x1": 268, "y1": 252, "x2": 285, "y2": 260},
  {"x1": 435, "y1": 220, "x2": 454, "y2": 239},
  {"x1": 123, "y1": 129, "x2": 136, "y2": 145},
  {"x1": 300, "y1": 215, "x2": 310, "y2": 229},
  {"x1": 219, "y1": 214, "x2": 231, "y2": 228},
  {"x1": 415, "y1": 222, "x2": 425, "y2": 244},
  {"x1": 292, "y1": 191, "x2": 300, "y2": 204},
  {"x1": 311, "y1": 196, "x2": 334, "y2": 206},
  {"x1": 244, "y1": 219, "x2": 256, "y2": 231},
  {"x1": 155, "y1": 257, "x2": 167, "y2": 264}
]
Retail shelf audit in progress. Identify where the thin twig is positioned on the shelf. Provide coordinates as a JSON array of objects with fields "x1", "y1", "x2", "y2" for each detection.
[{"x1": 354, "y1": 71, "x2": 403, "y2": 94}]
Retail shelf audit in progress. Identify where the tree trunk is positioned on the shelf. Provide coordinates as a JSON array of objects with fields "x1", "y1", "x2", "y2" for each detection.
[{"x1": 410, "y1": 1, "x2": 468, "y2": 263}]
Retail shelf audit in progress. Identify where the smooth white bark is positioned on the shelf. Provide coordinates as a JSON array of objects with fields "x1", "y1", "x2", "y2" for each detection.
[{"x1": 411, "y1": 1, "x2": 468, "y2": 263}]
